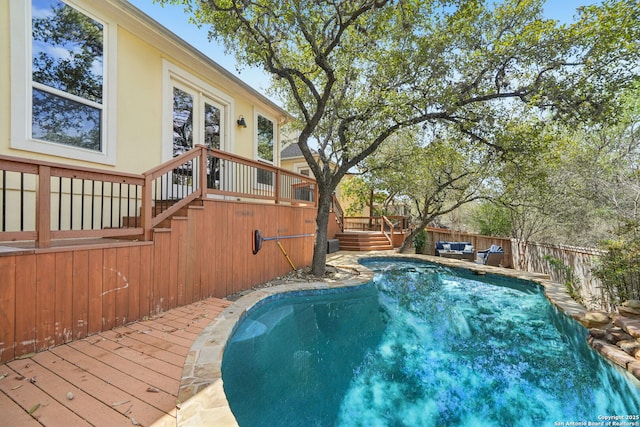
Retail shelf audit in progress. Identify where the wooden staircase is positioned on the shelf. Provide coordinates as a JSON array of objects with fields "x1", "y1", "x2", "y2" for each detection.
[
  {"x1": 335, "y1": 231, "x2": 393, "y2": 251},
  {"x1": 122, "y1": 199, "x2": 203, "y2": 230}
]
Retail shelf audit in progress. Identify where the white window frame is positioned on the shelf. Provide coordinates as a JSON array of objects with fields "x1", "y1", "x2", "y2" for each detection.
[
  {"x1": 162, "y1": 60, "x2": 234, "y2": 162},
  {"x1": 9, "y1": 0, "x2": 117, "y2": 165},
  {"x1": 254, "y1": 111, "x2": 278, "y2": 165},
  {"x1": 254, "y1": 110, "x2": 278, "y2": 189},
  {"x1": 294, "y1": 163, "x2": 312, "y2": 178}
]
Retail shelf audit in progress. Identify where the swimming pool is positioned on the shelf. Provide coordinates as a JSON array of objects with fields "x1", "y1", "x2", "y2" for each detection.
[{"x1": 221, "y1": 258, "x2": 640, "y2": 426}]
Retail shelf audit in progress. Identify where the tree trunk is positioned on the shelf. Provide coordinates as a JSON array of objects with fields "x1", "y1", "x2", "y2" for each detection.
[
  {"x1": 311, "y1": 187, "x2": 333, "y2": 276},
  {"x1": 368, "y1": 189, "x2": 374, "y2": 229},
  {"x1": 399, "y1": 219, "x2": 429, "y2": 253},
  {"x1": 399, "y1": 228, "x2": 418, "y2": 253},
  {"x1": 517, "y1": 239, "x2": 528, "y2": 271}
]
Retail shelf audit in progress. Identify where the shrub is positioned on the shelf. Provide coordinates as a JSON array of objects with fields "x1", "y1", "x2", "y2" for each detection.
[
  {"x1": 544, "y1": 255, "x2": 583, "y2": 305},
  {"x1": 592, "y1": 237, "x2": 640, "y2": 308},
  {"x1": 413, "y1": 229, "x2": 426, "y2": 254}
]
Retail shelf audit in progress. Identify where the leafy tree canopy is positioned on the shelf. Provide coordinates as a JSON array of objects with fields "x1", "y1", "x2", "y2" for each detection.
[
  {"x1": 160, "y1": 0, "x2": 640, "y2": 274},
  {"x1": 472, "y1": 202, "x2": 513, "y2": 237}
]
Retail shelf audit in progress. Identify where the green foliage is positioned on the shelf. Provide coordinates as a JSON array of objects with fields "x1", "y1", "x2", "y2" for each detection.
[
  {"x1": 339, "y1": 176, "x2": 386, "y2": 216},
  {"x1": 593, "y1": 232, "x2": 640, "y2": 308},
  {"x1": 413, "y1": 229, "x2": 426, "y2": 254},
  {"x1": 544, "y1": 255, "x2": 583, "y2": 305},
  {"x1": 496, "y1": 82, "x2": 640, "y2": 246},
  {"x1": 471, "y1": 202, "x2": 513, "y2": 237},
  {"x1": 160, "y1": 0, "x2": 640, "y2": 274}
]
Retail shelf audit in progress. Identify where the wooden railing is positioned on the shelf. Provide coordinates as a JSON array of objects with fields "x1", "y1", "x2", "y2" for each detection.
[
  {"x1": 331, "y1": 193, "x2": 344, "y2": 232},
  {"x1": 0, "y1": 155, "x2": 145, "y2": 247},
  {"x1": 0, "y1": 146, "x2": 317, "y2": 247},
  {"x1": 381, "y1": 215, "x2": 394, "y2": 245},
  {"x1": 206, "y1": 148, "x2": 317, "y2": 205},
  {"x1": 344, "y1": 215, "x2": 411, "y2": 232}
]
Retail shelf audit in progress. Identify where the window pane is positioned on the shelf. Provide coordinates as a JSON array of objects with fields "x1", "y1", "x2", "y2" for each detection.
[
  {"x1": 257, "y1": 115, "x2": 274, "y2": 162},
  {"x1": 32, "y1": 88, "x2": 102, "y2": 150},
  {"x1": 173, "y1": 88, "x2": 193, "y2": 156},
  {"x1": 204, "y1": 102, "x2": 221, "y2": 150},
  {"x1": 32, "y1": 0, "x2": 103, "y2": 103}
]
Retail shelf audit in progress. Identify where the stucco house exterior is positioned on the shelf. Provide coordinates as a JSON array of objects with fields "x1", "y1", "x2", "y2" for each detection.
[{"x1": 2, "y1": 0, "x2": 288, "y2": 176}]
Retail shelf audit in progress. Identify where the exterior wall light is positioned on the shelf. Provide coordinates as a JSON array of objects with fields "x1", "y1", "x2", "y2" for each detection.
[{"x1": 237, "y1": 116, "x2": 247, "y2": 128}]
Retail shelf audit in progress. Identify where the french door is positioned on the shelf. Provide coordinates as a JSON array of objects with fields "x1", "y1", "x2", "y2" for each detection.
[{"x1": 171, "y1": 83, "x2": 224, "y2": 196}]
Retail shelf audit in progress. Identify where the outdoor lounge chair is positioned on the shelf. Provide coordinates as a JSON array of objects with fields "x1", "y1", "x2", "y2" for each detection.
[
  {"x1": 435, "y1": 241, "x2": 475, "y2": 260},
  {"x1": 476, "y1": 244, "x2": 504, "y2": 267}
]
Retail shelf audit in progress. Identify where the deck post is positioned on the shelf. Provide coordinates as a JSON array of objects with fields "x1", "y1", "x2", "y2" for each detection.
[
  {"x1": 36, "y1": 165, "x2": 51, "y2": 248},
  {"x1": 141, "y1": 174, "x2": 153, "y2": 241},
  {"x1": 199, "y1": 146, "x2": 208, "y2": 199},
  {"x1": 275, "y1": 169, "x2": 281, "y2": 204}
]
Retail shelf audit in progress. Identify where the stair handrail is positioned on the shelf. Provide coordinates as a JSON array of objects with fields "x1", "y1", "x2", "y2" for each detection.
[
  {"x1": 141, "y1": 146, "x2": 207, "y2": 239},
  {"x1": 331, "y1": 193, "x2": 344, "y2": 232},
  {"x1": 381, "y1": 215, "x2": 394, "y2": 245}
]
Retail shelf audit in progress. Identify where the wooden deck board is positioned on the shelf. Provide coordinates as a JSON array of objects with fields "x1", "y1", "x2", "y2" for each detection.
[
  {"x1": 0, "y1": 389, "x2": 43, "y2": 426},
  {"x1": 136, "y1": 318, "x2": 202, "y2": 340},
  {"x1": 124, "y1": 322, "x2": 195, "y2": 350},
  {"x1": 93, "y1": 338, "x2": 184, "y2": 380},
  {"x1": 104, "y1": 326, "x2": 189, "y2": 357},
  {"x1": 32, "y1": 351, "x2": 165, "y2": 426},
  {"x1": 98, "y1": 331, "x2": 187, "y2": 367},
  {"x1": 0, "y1": 296, "x2": 232, "y2": 426},
  {"x1": 7, "y1": 357, "x2": 129, "y2": 426},
  {"x1": 0, "y1": 364, "x2": 90, "y2": 427}
]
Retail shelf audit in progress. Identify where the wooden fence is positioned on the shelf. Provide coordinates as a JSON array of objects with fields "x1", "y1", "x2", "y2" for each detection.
[
  {"x1": 425, "y1": 228, "x2": 608, "y2": 310},
  {"x1": 0, "y1": 200, "x2": 316, "y2": 362},
  {"x1": 511, "y1": 241, "x2": 606, "y2": 310},
  {"x1": 424, "y1": 228, "x2": 513, "y2": 268}
]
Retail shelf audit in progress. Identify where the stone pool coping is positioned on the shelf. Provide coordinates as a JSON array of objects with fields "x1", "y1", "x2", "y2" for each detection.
[{"x1": 173, "y1": 251, "x2": 587, "y2": 426}]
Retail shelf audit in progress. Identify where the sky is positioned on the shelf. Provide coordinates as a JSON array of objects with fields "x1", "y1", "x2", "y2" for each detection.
[{"x1": 127, "y1": 0, "x2": 600, "y2": 104}]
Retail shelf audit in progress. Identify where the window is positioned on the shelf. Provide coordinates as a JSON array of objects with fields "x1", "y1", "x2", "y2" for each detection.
[
  {"x1": 257, "y1": 115, "x2": 274, "y2": 163},
  {"x1": 163, "y1": 61, "x2": 233, "y2": 160},
  {"x1": 172, "y1": 87, "x2": 194, "y2": 157},
  {"x1": 171, "y1": 85, "x2": 223, "y2": 187},
  {"x1": 11, "y1": 0, "x2": 116, "y2": 164},
  {"x1": 171, "y1": 87, "x2": 222, "y2": 156},
  {"x1": 163, "y1": 61, "x2": 233, "y2": 190},
  {"x1": 256, "y1": 114, "x2": 275, "y2": 186}
]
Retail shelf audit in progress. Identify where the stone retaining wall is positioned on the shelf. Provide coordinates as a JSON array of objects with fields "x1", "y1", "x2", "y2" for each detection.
[{"x1": 582, "y1": 301, "x2": 640, "y2": 382}]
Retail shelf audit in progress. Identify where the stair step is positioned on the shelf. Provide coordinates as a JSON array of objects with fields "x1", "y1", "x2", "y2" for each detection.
[
  {"x1": 335, "y1": 232, "x2": 393, "y2": 251},
  {"x1": 125, "y1": 200, "x2": 203, "y2": 230},
  {"x1": 340, "y1": 245, "x2": 393, "y2": 251},
  {"x1": 122, "y1": 216, "x2": 141, "y2": 227},
  {"x1": 338, "y1": 237, "x2": 389, "y2": 243}
]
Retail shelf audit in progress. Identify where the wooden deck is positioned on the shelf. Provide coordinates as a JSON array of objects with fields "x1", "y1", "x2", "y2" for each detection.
[{"x1": 0, "y1": 296, "x2": 231, "y2": 427}]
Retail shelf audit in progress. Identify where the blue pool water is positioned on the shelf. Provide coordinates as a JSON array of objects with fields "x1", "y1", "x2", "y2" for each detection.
[{"x1": 222, "y1": 258, "x2": 640, "y2": 426}]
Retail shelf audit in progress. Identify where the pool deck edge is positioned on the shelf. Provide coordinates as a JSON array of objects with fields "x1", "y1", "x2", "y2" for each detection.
[{"x1": 174, "y1": 251, "x2": 589, "y2": 426}]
